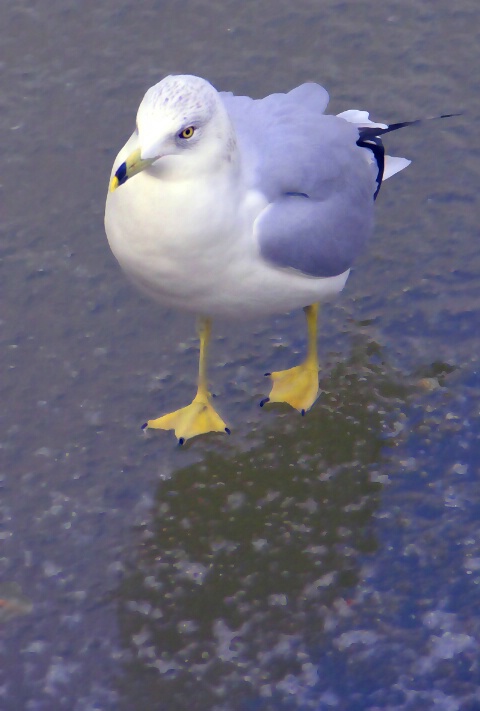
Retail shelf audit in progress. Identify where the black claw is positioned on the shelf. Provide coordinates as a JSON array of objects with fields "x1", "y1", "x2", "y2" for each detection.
[
  {"x1": 225, "y1": 427, "x2": 231, "y2": 435},
  {"x1": 259, "y1": 397, "x2": 270, "y2": 408},
  {"x1": 301, "y1": 409, "x2": 306, "y2": 417},
  {"x1": 178, "y1": 437, "x2": 185, "y2": 446},
  {"x1": 264, "y1": 372, "x2": 271, "y2": 377},
  {"x1": 141, "y1": 422, "x2": 148, "y2": 430}
]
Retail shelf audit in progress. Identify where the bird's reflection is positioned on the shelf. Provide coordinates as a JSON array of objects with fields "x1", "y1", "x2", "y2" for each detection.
[{"x1": 113, "y1": 334, "x2": 410, "y2": 710}]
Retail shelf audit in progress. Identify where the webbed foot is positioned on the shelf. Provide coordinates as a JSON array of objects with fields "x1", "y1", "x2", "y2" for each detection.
[
  {"x1": 261, "y1": 362, "x2": 319, "y2": 414},
  {"x1": 143, "y1": 393, "x2": 230, "y2": 444}
]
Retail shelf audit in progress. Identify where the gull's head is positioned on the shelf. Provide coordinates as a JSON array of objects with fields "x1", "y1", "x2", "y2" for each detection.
[{"x1": 109, "y1": 75, "x2": 236, "y2": 192}]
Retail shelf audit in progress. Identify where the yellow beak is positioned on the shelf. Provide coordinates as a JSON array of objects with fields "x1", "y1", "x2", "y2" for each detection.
[{"x1": 109, "y1": 148, "x2": 155, "y2": 192}]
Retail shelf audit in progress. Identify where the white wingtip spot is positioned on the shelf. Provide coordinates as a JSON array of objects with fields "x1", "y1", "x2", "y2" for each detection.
[{"x1": 337, "y1": 109, "x2": 388, "y2": 129}]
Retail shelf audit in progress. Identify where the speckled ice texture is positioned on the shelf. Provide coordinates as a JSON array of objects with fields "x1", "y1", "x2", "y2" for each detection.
[{"x1": 1, "y1": 1, "x2": 479, "y2": 710}]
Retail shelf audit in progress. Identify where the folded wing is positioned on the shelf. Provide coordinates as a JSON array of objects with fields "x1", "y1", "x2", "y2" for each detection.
[{"x1": 222, "y1": 83, "x2": 381, "y2": 278}]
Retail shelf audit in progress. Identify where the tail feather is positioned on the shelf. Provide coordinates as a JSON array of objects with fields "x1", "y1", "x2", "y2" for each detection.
[{"x1": 384, "y1": 155, "x2": 411, "y2": 180}]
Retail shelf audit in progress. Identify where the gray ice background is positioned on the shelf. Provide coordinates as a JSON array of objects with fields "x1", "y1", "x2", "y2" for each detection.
[{"x1": 1, "y1": 1, "x2": 479, "y2": 710}]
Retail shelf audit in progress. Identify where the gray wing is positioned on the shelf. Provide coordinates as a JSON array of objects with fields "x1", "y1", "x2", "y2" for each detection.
[{"x1": 221, "y1": 83, "x2": 376, "y2": 278}]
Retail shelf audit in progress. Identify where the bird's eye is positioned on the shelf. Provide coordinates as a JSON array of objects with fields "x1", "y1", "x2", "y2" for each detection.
[{"x1": 179, "y1": 126, "x2": 195, "y2": 139}]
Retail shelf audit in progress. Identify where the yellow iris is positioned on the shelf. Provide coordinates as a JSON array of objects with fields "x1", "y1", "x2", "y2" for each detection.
[{"x1": 179, "y1": 126, "x2": 195, "y2": 139}]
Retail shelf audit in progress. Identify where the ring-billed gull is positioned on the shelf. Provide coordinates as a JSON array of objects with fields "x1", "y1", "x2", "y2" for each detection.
[{"x1": 105, "y1": 74, "x2": 449, "y2": 444}]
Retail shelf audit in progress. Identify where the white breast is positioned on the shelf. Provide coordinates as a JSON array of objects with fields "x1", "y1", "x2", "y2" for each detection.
[{"x1": 105, "y1": 150, "x2": 349, "y2": 320}]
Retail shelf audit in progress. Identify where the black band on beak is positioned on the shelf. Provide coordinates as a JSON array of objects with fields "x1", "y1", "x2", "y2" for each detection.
[{"x1": 115, "y1": 161, "x2": 128, "y2": 187}]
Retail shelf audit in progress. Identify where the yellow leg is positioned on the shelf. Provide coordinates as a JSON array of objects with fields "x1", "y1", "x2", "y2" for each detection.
[
  {"x1": 261, "y1": 303, "x2": 320, "y2": 415},
  {"x1": 143, "y1": 318, "x2": 230, "y2": 444}
]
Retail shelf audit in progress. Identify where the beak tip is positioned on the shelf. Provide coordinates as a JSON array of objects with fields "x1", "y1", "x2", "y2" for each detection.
[{"x1": 109, "y1": 176, "x2": 120, "y2": 193}]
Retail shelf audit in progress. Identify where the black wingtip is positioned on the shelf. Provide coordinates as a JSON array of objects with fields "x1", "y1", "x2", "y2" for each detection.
[
  {"x1": 437, "y1": 112, "x2": 462, "y2": 120},
  {"x1": 357, "y1": 134, "x2": 385, "y2": 200},
  {"x1": 357, "y1": 111, "x2": 460, "y2": 201},
  {"x1": 358, "y1": 112, "x2": 461, "y2": 141}
]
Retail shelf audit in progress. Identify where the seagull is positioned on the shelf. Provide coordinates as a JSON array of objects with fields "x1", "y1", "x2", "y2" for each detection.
[{"x1": 105, "y1": 74, "x2": 449, "y2": 444}]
